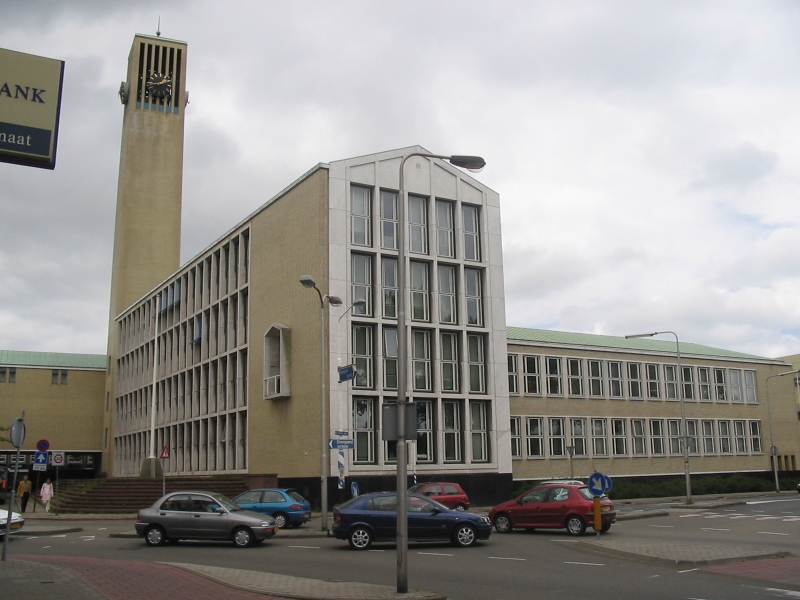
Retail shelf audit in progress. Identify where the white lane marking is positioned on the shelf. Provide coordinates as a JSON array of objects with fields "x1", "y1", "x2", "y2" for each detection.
[
  {"x1": 704, "y1": 515, "x2": 730, "y2": 519},
  {"x1": 650, "y1": 575, "x2": 660, "y2": 578},
  {"x1": 550, "y1": 539, "x2": 580, "y2": 542},
  {"x1": 418, "y1": 552, "x2": 453, "y2": 556},
  {"x1": 50, "y1": 534, "x2": 67, "y2": 538},
  {"x1": 368, "y1": 549, "x2": 385, "y2": 552},
  {"x1": 756, "y1": 516, "x2": 782, "y2": 520},
  {"x1": 758, "y1": 531, "x2": 789, "y2": 536},
  {"x1": 489, "y1": 556, "x2": 526, "y2": 561},
  {"x1": 701, "y1": 528, "x2": 730, "y2": 531},
  {"x1": 760, "y1": 588, "x2": 800, "y2": 598},
  {"x1": 42, "y1": 545, "x2": 51, "y2": 549},
  {"x1": 782, "y1": 518, "x2": 800, "y2": 522},
  {"x1": 648, "y1": 525, "x2": 674, "y2": 528},
  {"x1": 677, "y1": 568, "x2": 698, "y2": 573},
  {"x1": 289, "y1": 545, "x2": 320, "y2": 549},
  {"x1": 680, "y1": 514, "x2": 706, "y2": 518},
  {"x1": 723, "y1": 509, "x2": 737, "y2": 512},
  {"x1": 730, "y1": 516, "x2": 755, "y2": 519},
  {"x1": 25, "y1": 536, "x2": 39, "y2": 540},
  {"x1": 97, "y1": 527, "x2": 107, "y2": 530},
  {"x1": 564, "y1": 561, "x2": 604, "y2": 566},
  {"x1": 747, "y1": 499, "x2": 800, "y2": 505},
  {"x1": 780, "y1": 511, "x2": 797, "y2": 515},
  {"x1": 751, "y1": 509, "x2": 765, "y2": 512}
]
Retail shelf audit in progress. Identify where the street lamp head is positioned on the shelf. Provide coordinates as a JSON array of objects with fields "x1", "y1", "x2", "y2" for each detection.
[
  {"x1": 352, "y1": 298, "x2": 367, "y2": 306},
  {"x1": 327, "y1": 296, "x2": 343, "y2": 306},
  {"x1": 299, "y1": 275, "x2": 317, "y2": 288},
  {"x1": 448, "y1": 155, "x2": 486, "y2": 172},
  {"x1": 625, "y1": 332, "x2": 659, "y2": 339}
]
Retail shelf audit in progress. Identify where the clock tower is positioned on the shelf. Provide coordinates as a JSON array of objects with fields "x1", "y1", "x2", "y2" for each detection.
[{"x1": 104, "y1": 34, "x2": 188, "y2": 477}]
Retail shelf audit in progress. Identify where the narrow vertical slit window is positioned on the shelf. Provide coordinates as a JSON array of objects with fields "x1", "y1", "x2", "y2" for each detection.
[
  {"x1": 437, "y1": 265, "x2": 456, "y2": 324},
  {"x1": 408, "y1": 196, "x2": 428, "y2": 254},
  {"x1": 441, "y1": 332, "x2": 459, "y2": 392},
  {"x1": 382, "y1": 258, "x2": 397, "y2": 319},
  {"x1": 608, "y1": 362, "x2": 623, "y2": 398},
  {"x1": 351, "y1": 186, "x2": 372, "y2": 247},
  {"x1": 592, "y1": 419, "x2": 608, "y2": 456},
  {"x1": 664, "y1": 365, "x2": 677, "y2": 400},
  {"x1": 682, "y1": 366, "x2": 695, "y2": 400},
  {"x1": 686, "y1": 420, "x2": 699, "y2": 454},
  {"x1": 698, "y1": 367, "x2": 712, "y2": 401},
  {"x1": 526, "y1": 417, "x2": 544, "y2": 457},
  {"x1": 588, "y1": 360, "x2": 604, "y2": 397},
  {"x1": 351, "y1": 254, "x2": 372, "y2": 316},
  {"x1": 462, "y1": 205, "x2": 480, "y2": 261},
  {"x1": 568, "y1": 358, "x2": 583, "y2": 397},
  {"x1": 380, "y1": 190, "x2": 398, "y2": 250},
  {"x1": 510, "y1": 417, "x2": 522, "y2": 458},
  {"x1": 729, "y1": 370, "x2": 743, "y2": 403},
  {"x1": 470, "y1": 401, "x2": 489, "y2": 462},
  {"x1": 719, "y1": 420, "x2": 732, "y2": 453},
  {"x1": 410, "y1": 261, "x2": 430, "y2": 321},
  {"x1": 714, "y1": 368, "x2": 727, "y2": 402},
  {"x1": 702, "y1": 420, "x2": 715, "y2": 454},
  {"x1": 467, "y1": 334, "x2": 486, "y2": 393},
  {"x1": 353, "y1": 397, "x2": 375, "y2": 464},
  {"x1": 628, "y1": 363, "x2": 642, "y2": 399},
  {"x1": 546, "y1": 357, "x2": 562, "y2": 396},
  {"x1": 383, "y1": 327, "x2": 398, "y2": 390},
  {"x1": 436, "y1": 200, "x2": 455, "y2": 258},
  {"x1": 412, "y1": 330, "x2": 432, "y2": 392},
  {"x1": 549, "y1": 417, "x2": 566, "y2": 457},
  {"x1": 524, "y1": 356, "x2": 541, "y2": 394},
  {"x1": 612, "y1": 419, "x2": 627, "y2": 456},
  {"x1": 749, "y1": 421, "x2": 762, "y2": 453},
  {"x1": 744, "y1": 370, "x2": 757, "y2": 404},
  {"x1": 508, "y1": 355, "x2": 519, "y2": 395},
  {"x1": 416, "y1": 400, "x2": 434, "y2": 462},
  {"x1": 443, "y1": 401, "x2": 462, "y2": 462},
  {"x1": 734, "y1": 420, "x2": 748, "y2": 453},
  {"x1": 570, "y1": 418, "x2": 587, "y2": 456},
  {"x1": 352, "y1": 325, "x2": 373, "y2": 389},
  {"x1": 667, "y1": 419, "x2": 681, "y2": 454},
  {"x1": 650, "y1": 420, "x2": 665, "y2": 455},
  {"x1": 464, "y1": 268, "x2": 483, "y2": 326},
  {"x1": 632, "y1": 419, "x2": 647, "y2": 455}
]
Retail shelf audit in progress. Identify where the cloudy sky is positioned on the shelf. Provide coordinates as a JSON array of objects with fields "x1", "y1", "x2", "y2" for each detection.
[{"x1": 1, "y1": 1, "x2": 798, "y2": 359}]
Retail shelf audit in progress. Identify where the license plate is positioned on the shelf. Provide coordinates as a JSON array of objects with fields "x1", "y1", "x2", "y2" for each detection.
[
  {"x1": 601, "y1": 505, "x2": 611, "y2": 512},
  {"x1": 11, "y1": 523, "x2": 21, "y2": 529},
  {"x1": 273, "y1": 526, "x2": 279, "y2": 534},
  {"x1": 303, "y1": 513, "x2": 310, "y2": 519}
]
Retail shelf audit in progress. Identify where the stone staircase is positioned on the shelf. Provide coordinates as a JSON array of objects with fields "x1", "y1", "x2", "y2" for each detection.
[{"x1": 53, "y1": 476, "x2": 250, "y2": 513}]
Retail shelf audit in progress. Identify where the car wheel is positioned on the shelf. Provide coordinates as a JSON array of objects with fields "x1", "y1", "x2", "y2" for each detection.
[
  {"x1": 601, "y1": 522, "x2": 611, "y2": 533},
  {"x1": 348, "y1": 527, "x2": 373, "y2": 550},
  {"x1": 454, "y1": 503, "x2": 467, "y2": 511},
  {"x1": 565, "y1": 516, "x2": 586, "y2": 536},
  {"x1": 273, "y1": 513, "x2": 288, "y2": 528},
  {"x1": 452, "y1": 524, "x2": 477, "y2": 548},
  {"x1": 232, "y1": 527, "x2": 255, "y2": 548},
  {"x1": 494, "y1": 513, "x2": 512, "y2": 533},
  {"x1": 144, "y1": 525, "x2": 166, "y2": 547}
]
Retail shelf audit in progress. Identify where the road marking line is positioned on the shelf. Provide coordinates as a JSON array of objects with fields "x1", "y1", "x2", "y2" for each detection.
[
  {"x1": 368, "y1": 549, "x2": 385, "y2": 552},
  {"x1": 418, "y1": 552, "x2": 453, "y2": 556},
  {"x1": 564, "y1": 561, "x2": 604, "y2": 566},
  {"x1": 97, "y1": 527, "x2": 107, "y2": 530},
  {"x1": 756, "y1": 517, "x2": 782, "y2": 520},
  {"x1": 730, "y1": 516, "x2": 755, "y2": 519},
  {"x1": 42, "y1": 546, "x2": 51, "y2": 549},
  {"x1": 751, "y1": 510, "x2": 765, "y2": 512},
  {"x1": 758, "y1": 531, "x2": 789, "y2": 536},
  {"x1": 50, "y1": 534, "x2": 67, "y2": 537},
  {"x1": 760, "y1": 587, "x2": 800, "y2": 598},
  {"x1": 25, "y1": 536, "x2": 39, "y2": 539},
  {"x1": 489, "y1": 556, "x2": 526, "y2": 561},
  {"x1": 723, "y1": 509, "x2": 737, "y2": 512},
  {"x1": 677, "y1": 568, "x2": 698, "y2": 573},
  {"x1": 704, "y1": 515, "x2": 729, "y2": 518},
  {"x1": 648, "y1": 525, "x2": 674, "y2": 528},
  {"x1": 747, "y1": 499, "x2": 800, "y2": 505},
  {"x1": 289, "y1": 545, "x2": 320, "y2": 549},
  {"x1": 701, "y1": 528, "x2": 730, "y2": 531},
  {"x1": 679, "y1": 514, "x2": 706, "y2": 517},
  {"x1": 550, "y1": 539, "x2": 580, "y2": 542}
]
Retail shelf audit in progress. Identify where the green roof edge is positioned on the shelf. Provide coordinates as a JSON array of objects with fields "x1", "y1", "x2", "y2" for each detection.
[{"x1": 0, "y1": 350, "x2": 107, "y2": 370}]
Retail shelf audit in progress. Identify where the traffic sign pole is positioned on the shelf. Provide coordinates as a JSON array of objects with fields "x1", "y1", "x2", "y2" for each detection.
[
  {"x1": 593, "y1": 497, "x2": 601, "y2": 532},
  {"x1": 3, "y1": 413, "x2": 25, "y2": 562}
]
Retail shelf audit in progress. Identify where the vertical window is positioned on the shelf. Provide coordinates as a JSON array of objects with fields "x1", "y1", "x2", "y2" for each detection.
[
  {"x1": 549, "y1": 417, "x2": 566, "y2": 457},
  {"x1": 440, "y1": 332, "x2": 459, "y2": 392},
  {"x1": 702, "y1": 420, "x2": 715, "y2": 454},
  {"x1": 467, "y1": 334, "x2": 486, "y2": 393},
  {"x1": 464, "y1": 268, "x2": 483, "y2": 326},
  {"x1": 462, "y1": 205, "x2": 480, "y2": 261},
  {"x1": 524, "y1": 356, "x2": 540, "y2": 394},
  {"x1": 682, "y1": 366, "x2": 694, "y2": 400},
  {"x1": 380, "y1": 190, "x2": 398, "y2": 250},
  {"x1": 734, "y1": 420, "x2": 748, "y2": 453},
  {"x1": 749, "y1": 421, "x2": 762, "y2": 453},
  {"x1": 686, "y1": 420, "x2": 699, "y2": 454},
  {"x1": 412, "y1": 330, "x2": 431, "y2": 391},
  {"x1": 351, "y1": 186, "x2": 371, "y2": 247},
  {"x1": 668, "y1": 420, "x2": 682, "y2": 454},
  {"x1": 52, "y1": 369, "x2": 59, "y2": 385},
  {"x1": 588, "y1": 360, "x2": 604, "y2": 397},
  {"x1": 714, "y1": 368, "x2": 727, "y2": 402},
  {"x1": 510, "y1": 417, "x2": 522, "y2": 458},
  {"x1": 382, "y1": 258, "x2": 398, "y2": 319},
  {"x1": 508, "y1": 355, "x2": 519, "y2": 395},
  {"x1": 628, "y1": 363, "x2": 642, "y2": 399},
  {"x1": 408, "y1": 196, "x2": 428, "y2": 254},
  {"x1": 664, "y1": 365, "x2": 677, "y2": 400},
  {"x1": 437, "y1": 265, "x2": 457, "y2": 324},
  {"x1": 443, "y1": 401, "x2": 462, "y2": 462},
  {"x1": 410, "y1": 261, "x2": 430, "y2": 321},
  {"x1": 352, "y1": 325, "x2": 373, "y2": 389},
  {"x1": 351, "y1": 254, "x2": 372, "y2": 316},
  {"x1": 592, "y1": 419, "x2": 608, "y2": 456},
  {"x1": 612, "y1": 419, "x2": 627, "y2": 456},
  {"x1": 0, "y1": 367, "x2": 5, "y2": 383},
  {"x1": 383, "y1": 328, "x2": 398, "y2": 390},
  {"x1": 608, "y1": 362, "x2": 623, "y2": 398},
  {"x1": 353, "y1": 397, "x2": 375, "y2": 463},
  {"x1": 546, "y1": 357, "x2": 562, "y2": 396},
  {"x1": 416, "y1": 400, "x2": 434, "y2": 463},
  {"x1": 571, "y1": 418, "x2": 587, "y2": 456},
  {"x1": 646, "y1": 364, "x2": 660, "y2": 399},
  {"x1": 526, "y1": 417, "x2": 544, "y2": 457},
  {"x1": 436, "y1": 200, "x2": 455, "y2": 258},
  {"x1": 632, "y1": 419, "x2": 647, "y2": 456},
  {"x1": 650, "y1": 420, "x2": 665, "y2": 455},
  {"x1": 8, "y1": 367, "x2": 14, "y2": 383},
  {"x1": 568, "y1": 358, "x2": 583, "y2": 396},
  {"x1": 471, "y1": 401, "x2": 489, "y2": 462},
  {"x1": 698, "y1": 367, "x2": 711, "y2": 401},
  {"x1": 730, "y1": 369, "x2": 743, "y2": 403},
  {"x1": 744, "y1": 370, "x2": 757, "y2": 404},
  {"x1": 719, "y1": 421, "x2": 732, "y2": 454}
]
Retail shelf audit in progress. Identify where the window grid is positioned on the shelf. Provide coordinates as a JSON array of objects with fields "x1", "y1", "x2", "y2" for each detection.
[
  {"x1": 568, "y1": 359, "x2": 583, "y2": 397},
  {"x1": 380, "y1": 190, "x2": 398, "y2": 250},
  {"x1": 524, "y1": 356, "x2": 541, "y2": 394},
  {"x1": 462, "y1": 205, "x2": 480, "y2": 261},
  {"x1": 508, "y1": 355, "x2": 519, "y2": 395},
  {"x1": 510, "y1": 416, "x2": 522, "y2": 458},
  {"x1": 464, "y1": 268, "x2": 483, "y2": 326},
  {"x1": 549, "y1": 417, "x2": 566, "y2": 457},
  {"x1": 437, "y1": 265, "x2": 457, "y2": 324},
  {"x1": 436, "y1": 200, "x2": 455, "y2": 258},
  {"x1": 409, "y1": 196, "x2": 428, "y2": 254},
  {"x1": 410, "y1": 261, "x2": 430, "y2": 322},
  {"x1": 546, "y1": 357, "x2": 562, "y2": 396},
  {"x1": 612, "y1": 419, "x2": 627, "y2": 456},
  {"x1": 351, "y1": 186, "x2": 371, "y2": 247},
  {"x1": 440, "y1": 332, "x2": 459, "y2": 392}
]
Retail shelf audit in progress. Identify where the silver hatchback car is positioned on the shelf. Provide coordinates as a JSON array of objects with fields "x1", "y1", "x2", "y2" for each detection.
[{"x1": 136, "y1": 491, "x2": 278, "y2": 548}]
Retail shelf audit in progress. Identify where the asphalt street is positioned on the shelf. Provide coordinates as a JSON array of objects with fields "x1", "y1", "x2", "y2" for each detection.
[{"x1": 5, "y1": 514, "x2": 800, "y2": 600}]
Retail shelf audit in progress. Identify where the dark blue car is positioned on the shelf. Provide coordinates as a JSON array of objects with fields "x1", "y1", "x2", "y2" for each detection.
[
  {"x1": 232, "y1": 488, "x2": 311, "y2": 528},
  {"x1": 332, "y1": 492, "x2": 491, "y2": 550}
]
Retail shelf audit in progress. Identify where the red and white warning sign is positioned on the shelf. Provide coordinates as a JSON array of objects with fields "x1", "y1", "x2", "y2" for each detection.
[
  {"x1": 51, "y1": 451, "x2": 65, "y2": 467},
  {"x1": 159, "y1": 445, "x2": 170, "y2": 459}
]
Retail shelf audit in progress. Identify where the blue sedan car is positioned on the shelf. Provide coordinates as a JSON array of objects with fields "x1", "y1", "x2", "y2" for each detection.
[
  {"x1": 333, "y1": 492, "x2": 492, "y2": 550},
  {"x1": 232, "y1": 488, "x2": 311, "y2": 528}
]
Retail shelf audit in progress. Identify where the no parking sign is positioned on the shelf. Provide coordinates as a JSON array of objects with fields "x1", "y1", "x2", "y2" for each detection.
[{"x1": 51, "y1": 451, "x2": 65, "y2": 467}]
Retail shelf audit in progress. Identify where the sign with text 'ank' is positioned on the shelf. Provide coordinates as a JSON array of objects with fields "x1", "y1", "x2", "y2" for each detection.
[{"x1": 0, "y1": 47, "x2": 65, "y2": 169}]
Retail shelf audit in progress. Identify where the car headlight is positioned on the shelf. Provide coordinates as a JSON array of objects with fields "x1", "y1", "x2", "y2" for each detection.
[
  {"x1": 480, "y1": 516, "x2": 491, "y2": 524},
  {"x1": 261, "y1": 521, "x2": 272, "y2": 527}
]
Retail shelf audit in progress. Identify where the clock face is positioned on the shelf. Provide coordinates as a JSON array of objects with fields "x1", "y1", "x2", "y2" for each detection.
[{"x1": 146, "y1": 73, "x2": 172, "y2": 100}]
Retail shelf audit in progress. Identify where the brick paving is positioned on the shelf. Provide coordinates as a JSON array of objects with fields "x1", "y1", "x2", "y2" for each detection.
[
  {"x1": 0, "y1": 559, "x2": 107, "y2": 600},
  {"x1": 703, "y1": 557, "x2": 800, "y2": 588},
  {"x1": 582, "y1": 537, "x2": 780, "y2": 566}
]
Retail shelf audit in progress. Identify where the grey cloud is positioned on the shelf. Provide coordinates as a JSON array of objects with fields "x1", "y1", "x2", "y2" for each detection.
[{"x1": 691, "y1": 143, "x2": 778, "y2": 190}]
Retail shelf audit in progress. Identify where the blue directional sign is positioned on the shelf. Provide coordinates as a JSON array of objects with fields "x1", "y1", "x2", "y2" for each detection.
[
  {"x1": 351, "y1": 481, "x2": 360, "y2": 498},
  {"x1": 338, "y1": 364, "x2": 355, "y2": 383},
  {"x1": 329, "y1": 439, "x2": 355, "y2": 450},
  {"x1": 33, "y1": 451, "x2": 49, "y2": 471},
  {"x1": 588, "y1": 472, "x2": 612, "y2": 497},
  {"x1": 334, "y1": 430, "x2": 349, "y2": 437}
]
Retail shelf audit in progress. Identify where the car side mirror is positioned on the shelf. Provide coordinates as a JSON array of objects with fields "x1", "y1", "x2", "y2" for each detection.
[
  {"x1": 431, "y1": 508, "x2": 441, "y2": 514},
  {"x1": 424, "y1": 491, "x2": 434, "y2": 496},
  {"x1": 214, "y1": 507, "x2": 226, "y2": 514}
]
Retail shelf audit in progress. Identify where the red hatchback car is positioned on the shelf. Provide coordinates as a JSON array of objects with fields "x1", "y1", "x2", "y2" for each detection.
[
  {"x1": 489, "y1": 481, "x2": 615, "y2": 536},
  {"x1": 408, "y1": 482, "x2": 470, "y2": 511}
]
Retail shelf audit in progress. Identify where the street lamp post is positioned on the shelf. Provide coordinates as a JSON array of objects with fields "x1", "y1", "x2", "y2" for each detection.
[
  {"x1": 625, "y1": 331, "x2": 692, "y2": 504},
  {"x1": 395, "y1": 152, "x2": 485, "y2": 593},
  {"x1": 765, "y1": 369, "x2": 800, "y2": 493},
  {"x1": 300, "y1": 275, "x2": 343, "y2": 532}
]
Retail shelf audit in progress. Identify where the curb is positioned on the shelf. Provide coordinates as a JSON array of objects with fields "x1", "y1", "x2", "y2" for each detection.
[
  {"x1": 110, "y1": 528, "x2": 332, "y2": 539},
  {"x1": 21, "y1": 526, "x2": 84, "y2": 536},
  {"x1": 615, "y1": 510, "x2": 669, "y2": 521}
]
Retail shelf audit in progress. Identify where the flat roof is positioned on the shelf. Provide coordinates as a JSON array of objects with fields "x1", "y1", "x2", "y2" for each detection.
[
  {"x1": 0, "y1": 350, "x2": 106, "y2": 370},
  {"x1": 506, "y1": 327, "x2": 785, "y2": 363}
]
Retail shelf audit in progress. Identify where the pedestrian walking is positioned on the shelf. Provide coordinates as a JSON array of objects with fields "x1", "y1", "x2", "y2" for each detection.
[
  {"x1": 17, "y1": 475, "x2": 32, "y2": 513},
  {"x1": 40, "y1": 478, "x2": 54, "y2": 512}
]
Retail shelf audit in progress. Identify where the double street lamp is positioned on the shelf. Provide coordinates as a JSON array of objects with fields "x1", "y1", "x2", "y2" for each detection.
[
  {"x1": 765, "y1": 368, "x2": 800, "y2": 493},
  {"x1": 395, "y1": 152, "x2": 485, "y2": 593},
  {"x1": 625, "y1": 331, "x2": 692, "y2": 504}
]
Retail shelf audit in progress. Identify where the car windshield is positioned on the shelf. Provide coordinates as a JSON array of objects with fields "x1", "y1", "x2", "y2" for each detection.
[
  {"x1": 408, "y1": 484, "x2": 423, "y2": 493},
  {"x1": 578, "y1": 488, "x2": 605, "y2": 501},
  {"x1": 335, "y1": 496, "x2": 362, "y2": 510},
  {"x1": 289, "y1": 491, "x2": 306, "y2": 503},
  {"x1": 208, "y1": 493, "x2": 242, "y2": 511}
]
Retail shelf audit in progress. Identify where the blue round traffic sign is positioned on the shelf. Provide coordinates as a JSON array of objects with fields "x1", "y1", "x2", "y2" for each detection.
[
  {"x1": 36, "y1": 439, "x2": 50, "y2": 452},
  {"x1": 588, "y1": 472, "x2": 606, "y2": 496},
  {"x1": 350, "y1": 481, "x2": 360, "y2": 498}
]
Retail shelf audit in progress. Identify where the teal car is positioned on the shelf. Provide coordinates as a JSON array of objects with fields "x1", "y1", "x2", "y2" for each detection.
[{"x1": 232, "y1": 488, "x2": 312, "y2": 528}]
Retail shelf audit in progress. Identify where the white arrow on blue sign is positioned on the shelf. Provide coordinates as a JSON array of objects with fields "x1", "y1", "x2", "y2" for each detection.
[
  {"x1": 329, "y1": 439, "x2": 355, "y2": 450},
  {"x1": 588, "y1": 471, "x2": 612, "y2": 497},
  {"x1": 32, "y1": 451, "x2": 49, "y2": 471}
]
